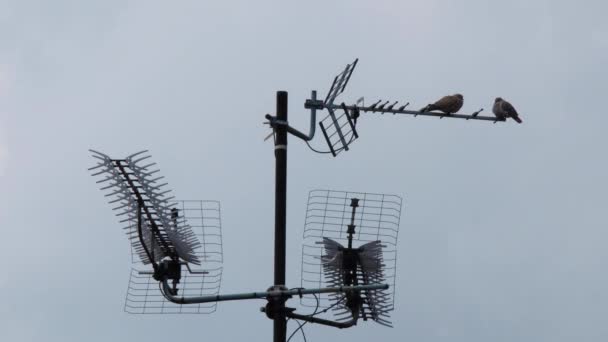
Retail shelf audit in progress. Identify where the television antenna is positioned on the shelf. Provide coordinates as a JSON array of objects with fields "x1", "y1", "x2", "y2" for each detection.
[
  {"x1": 89, "y1": 150, "x2": 224, "y2": 313},
  {"x1": 302, "y1": 58, "x2": 504, "y2": 156},
  {"x1": 300, "y1": 190, "x2": 402, "y2": 327},
  {"x1": 91, "y1": 58, "x2": 517, "y2": 342}
]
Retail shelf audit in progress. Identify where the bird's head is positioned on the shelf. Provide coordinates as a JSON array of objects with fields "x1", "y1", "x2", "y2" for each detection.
[
  {"x1": 494, "y1": 97, "x2": 503, "y2": 102},
  {"x1": 454, "y1": 94, "x2": 463, "y2": 100}
]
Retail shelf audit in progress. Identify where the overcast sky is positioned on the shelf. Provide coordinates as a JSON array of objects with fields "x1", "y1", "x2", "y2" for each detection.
[{"x1": 1, "y1": 1, "x2": 608, "y2": 341}]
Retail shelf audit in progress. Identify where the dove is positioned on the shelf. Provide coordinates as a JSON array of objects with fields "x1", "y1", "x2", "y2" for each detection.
[
  {"x1": 420, "y1": 94, "x2": 464, "y2": 115},
  {"x1": 492, "y1": 97, "x2": 522, "y2": 123}
]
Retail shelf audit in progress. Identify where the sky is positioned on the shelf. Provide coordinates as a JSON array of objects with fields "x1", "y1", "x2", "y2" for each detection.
[{"x1": 1, "y1": 0, "x2": 608, "y2": 341}]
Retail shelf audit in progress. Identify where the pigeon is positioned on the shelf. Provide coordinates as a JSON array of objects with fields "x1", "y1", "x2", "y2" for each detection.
[
  {"x1": 420, "y1": 94, "x2": 464, "y2": 115},
  {"x1": 492, "y1": 97, "x2": 522, "y2": 123}
]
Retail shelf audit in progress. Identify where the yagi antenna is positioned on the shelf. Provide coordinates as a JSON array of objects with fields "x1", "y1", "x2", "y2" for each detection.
[{"x1": 303, "y1": 58, "x2": 510, "y2": 157}]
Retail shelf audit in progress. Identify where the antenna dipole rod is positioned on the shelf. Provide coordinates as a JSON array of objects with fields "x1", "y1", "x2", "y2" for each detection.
[
  {"x1": 347, "y1": 198, "x2": 359, "y2": 249},
  {"x1": 326, "y1": 103, "x2": 502, "y2": 122},
  {"x1": 273, "y1": 91, "x2": 288, "y2": 342}
]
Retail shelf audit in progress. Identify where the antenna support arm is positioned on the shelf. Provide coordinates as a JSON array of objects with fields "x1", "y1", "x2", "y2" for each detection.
[
  {"x1": 266, "y1": 90, "x2": 320, "y2": 142},
  {"x1": 160, "y1": 278, "x2": 388, "y2": 305}
]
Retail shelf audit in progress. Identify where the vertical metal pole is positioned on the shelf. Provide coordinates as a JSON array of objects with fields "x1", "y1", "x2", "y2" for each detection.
[{"x1": 273, "y1": 91, "x2": 288, "y2": 342}]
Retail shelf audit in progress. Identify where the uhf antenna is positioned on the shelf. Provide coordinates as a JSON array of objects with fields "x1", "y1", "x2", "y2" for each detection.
[
  {"x1": 301, "y1": 190, "x2": 402, "y2": 327},
  {"x1": 89, "y1": 150, "x2": 224, "y2": 313},
  {"x1": 303, "y1": 58, "x2": 504, "y2": 156}
]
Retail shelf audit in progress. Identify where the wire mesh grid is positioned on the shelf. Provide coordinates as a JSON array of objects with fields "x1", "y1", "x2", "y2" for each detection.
[
  {"x1": 300, "y1": 190, "x2": 402, "y2": 310},
  {"x1": 125, "y1": 200, "x2": 223, "y2": 314},
  {"x1": 324, "y1": 58, "x2": 358, "y2": 106},
  {"x1": 319, "y1": 59, "x2": 360, "y2": 156},
  {"x1": 319, "y1": 106, "x2": 358, "y2": 157}
]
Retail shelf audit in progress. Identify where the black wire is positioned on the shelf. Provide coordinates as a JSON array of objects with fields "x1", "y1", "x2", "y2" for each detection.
[
  {"x1": 305, "y1": 132, "x2": 357, "y2": 155},
  {"x1": 305, "y1": 141, "x2": 333, "y2": 154},
  {"x1": 286, "y1": 291, "x2": 319, "y2": 342},
  {"x1": 158, "y1": 282, "x2": 173, "y2": 302},
  {"x1": 314, "y1": 295, "x2": 347, "y2": 316},
  {"x1": 287, "y1": 294, "x2": 348, "y2": 342},
  {"x1": 287, "y1": 318, "x2": 308, "y2": 342}
]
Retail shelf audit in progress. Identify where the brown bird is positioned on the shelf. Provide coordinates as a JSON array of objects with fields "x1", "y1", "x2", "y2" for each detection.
[
  {"x1": 492, "y1": 97, "x2": 522, "y2": 123},
  {"x1": 420, "y1": 94, "x2": 464, "y2": 115}
]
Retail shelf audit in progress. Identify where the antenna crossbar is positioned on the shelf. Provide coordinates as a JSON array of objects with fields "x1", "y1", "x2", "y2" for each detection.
[
  {"x1": 324, "y1": 103, "x2": 501, "y2": 122},
  {"x1": 160, "y1": 278, "x2": 388, "y2": 305}
]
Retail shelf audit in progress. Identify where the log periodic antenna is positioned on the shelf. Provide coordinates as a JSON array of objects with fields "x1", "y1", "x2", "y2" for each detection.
[{"x1": 304, "y1": 58, "x2": 511, "y2": 157}]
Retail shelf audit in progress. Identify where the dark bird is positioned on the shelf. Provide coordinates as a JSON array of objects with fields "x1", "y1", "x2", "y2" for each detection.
[
  {"x1": 420, "y1": 94, "x2": 464, "y2": 115},
  {"x1": 492, "y1": 97, "x2": 522, "y2": 123}
]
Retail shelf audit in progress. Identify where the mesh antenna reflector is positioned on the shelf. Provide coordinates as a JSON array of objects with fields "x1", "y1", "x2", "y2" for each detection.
[
  {"x1": 319, "y1": 59, "x2": 359, "y2": 156},
  {"x1": 319, "y1": 104, "x2": 358, "y2": 157},
  {"x1": 324, "y1": 58, "x2": 358, "y2": 106},
  {"x1": 125, "y1": 200, "x2": 223, "y2": 314},
  {"x1": 300, "y1": 189, "x2": 402, "y2": 326},
  {"x1": 89, "y1": 150, "x2": 200, "y2": 265}
]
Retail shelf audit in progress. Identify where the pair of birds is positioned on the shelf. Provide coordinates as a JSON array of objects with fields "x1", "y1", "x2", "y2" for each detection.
[{"x1": 420, "y1": 94, "x2": 523, "y2": 123}]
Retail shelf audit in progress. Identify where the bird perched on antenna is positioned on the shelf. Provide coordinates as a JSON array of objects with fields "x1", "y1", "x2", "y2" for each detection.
[
  {"x1": 492, "y1": 97, "x2": 522, "y2": 123},
  {"x1": 419, "y1": 94, "x2": 464, "y2": 115}
]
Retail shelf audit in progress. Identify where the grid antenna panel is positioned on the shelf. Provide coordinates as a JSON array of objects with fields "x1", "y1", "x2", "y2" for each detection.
[
  {"x1": 319, "y1": 59, "x2": 360, "y2": 156},
  {"x1": 125, "y1": 200, "x2": 224, "y2": 314},
  {"x1": 318, "y1": 104, "x2": 358, "y2": 157},
  {"x1": 300, "y1": 189, "x2": 402, "y2": 313},
  {"x1": 324, "y1": 58, "x2": 358, "y2": 106}
]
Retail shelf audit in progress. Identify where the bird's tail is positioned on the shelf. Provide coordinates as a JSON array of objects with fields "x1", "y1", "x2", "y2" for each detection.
[{"x1": 513, "y1": 116, "x2": 523, "y2": 124}]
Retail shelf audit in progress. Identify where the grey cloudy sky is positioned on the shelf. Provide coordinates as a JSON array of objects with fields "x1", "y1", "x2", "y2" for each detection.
[{"x1": 1, "y1": 0, "x2": 608, "y2": 341}]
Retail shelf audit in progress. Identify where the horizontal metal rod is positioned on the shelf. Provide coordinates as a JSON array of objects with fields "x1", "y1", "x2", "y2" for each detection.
[
  {"x1": 285, "y1": 283, "x2": 388, "y2": 296},
  {"x1": 139, "y1": 269, "x2": 208, "y2": 276},
  {"x1": 325, "y1": 103, "x2": 504, "y2": 122},
  {"x1": 161, "y1": 279, "x2": 269, "y2": 304},
  {"x1": 160, "y1": 279, "x2": 388, "y2": 305}
]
